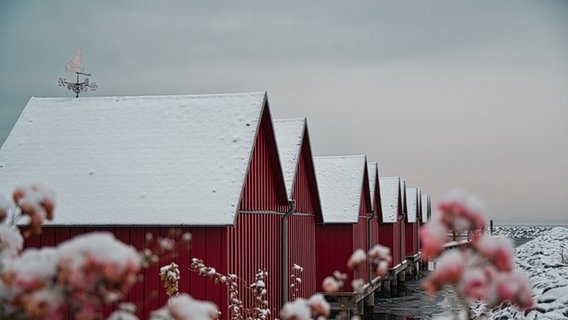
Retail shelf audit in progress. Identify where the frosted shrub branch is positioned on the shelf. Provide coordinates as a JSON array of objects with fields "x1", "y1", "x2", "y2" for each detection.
[
  {"x1": 190, "y1": 257, "x2": 271, "y2": 320},
  {"x1": 289, "y1": 263, "x2": 303, "y2": 301},
  {"x1": 421, "y1": 188, "x2": 534, "y2": 319},
  {"x1": 159, "y1": 262, "x2": 181, "y2": 297}
]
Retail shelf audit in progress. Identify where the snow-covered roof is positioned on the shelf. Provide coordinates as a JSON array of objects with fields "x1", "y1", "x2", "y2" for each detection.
[
  {"x1": 378, "y1": 176, "x2": 400, "y2": 223},
  {"x1": 367, "y1": 162, "x2": 378, "y2": 210},
  {"x1": 406, "y1": 188, "x2": 418, "y2": 223},
  {"x1": 274, "y1": 118, "x2": 306, "y2": 198},
  {"x1": 421, "y1": 194, "x2": 431, "y2": 223},
  {"x1": 0, "y1": 92, "x2": 269, "y2": 226},
  {"x1": 314, "y1": 155, "x2": 367, "y2": 223}
]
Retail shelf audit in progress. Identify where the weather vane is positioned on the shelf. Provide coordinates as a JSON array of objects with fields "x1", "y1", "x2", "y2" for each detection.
[{"x1": 58, "y1": 48, "x2": 98, "y2": 98}]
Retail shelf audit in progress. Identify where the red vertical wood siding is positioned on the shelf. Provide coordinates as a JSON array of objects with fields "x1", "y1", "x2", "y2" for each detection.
[
  {"x1": 378, "y1": 223, "x2": 400, "y2": 267},
  {"x1": 355, "y1": 170, "x2": 373, "y2": 282},
  {"x1": 405, "y1": 222, "x2": 418, "y2": 256},
  {"x1": 315, "y1": 224, "x2": 355, "y2": 291},
  {"x1": 286, "y1": 135, "x2": 318, "y2": 300},
  {"x1": 230, "y1": 104, "x2": 289, "y2": 318},
  {"x1": 352, "y1": 216, "x2": 369, "y2": 281},
  {"x1": 287, "y1": 215, "x2": 316, "y2": 300},
  {"x1": 240, "y1": 108, "x2": 287, "y2": 212},
  {"x1": 399, "y1": 217, "x2": 406, "y2": 265},
  {"x1": 374, "y1": 179, "x2": 402, "y2": 267},
  {"x1": 25, "y1": 226, "x2": 229, "y2": 320},
  {"x1": 228, "y1": 213, "x2": 282, "y2": 319}
]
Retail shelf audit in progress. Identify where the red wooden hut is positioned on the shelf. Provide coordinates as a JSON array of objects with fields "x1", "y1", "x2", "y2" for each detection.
[
  {"x1": 378, "y1": 177, "x2": 405, "y2": 274},
  {"x1": 399, "y1": 179, "x2": 408, "y2": 266},
  {"x1": 419, "y1": 193, "x2": 431, "y2": 270},
  {"x1": 366, "y1": 162, "x2": 381, "y2": 267},
  {"x1": 274, "y1": 118, "x2": 322, "y2": 302},
  {"x1": 421, "y1": 194, "x2": 431, "y2": 225},
  {"x1": 0, "y1": 92, "x2": 292, "y2": 319},
  {"x1": 405, "y1": 187, "x2": 421, "y2": 260},
  {"x1": 313, "y1": 155, "x2": 373, "y2": 292}
]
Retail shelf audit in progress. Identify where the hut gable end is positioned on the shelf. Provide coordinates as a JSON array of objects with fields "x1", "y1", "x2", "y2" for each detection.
[
  {"x1": 378, "y1": 176, "x2": 400, "y2": 223},
  {"x1": 406, "y1": 187, "x2": 419, "y2": 223},
  {"x1": 274, "y1": 118, "x2": 322, "y2": 219},
  {"x1": 314, "y1": 155, "x2": 367, "y2": 224}
]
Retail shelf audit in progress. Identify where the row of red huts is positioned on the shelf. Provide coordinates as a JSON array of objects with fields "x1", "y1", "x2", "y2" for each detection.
[{"x1": 0, "y1": 92, "x2": 432, "y2": 319}]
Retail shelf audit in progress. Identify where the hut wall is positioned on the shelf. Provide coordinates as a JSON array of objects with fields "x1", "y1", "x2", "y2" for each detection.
[
  {"x1": 315, "y1": 224, "x2": 355, "y2": 292},
  {"x1": 378, "y1": 223, "x2": 400, "y2": 267},
  {"x1": 287, "y1": 141, "x2": 318, "y2": 300},
  {"x1": 25, "y1": 226, "x2": 229, "y2": 320}
]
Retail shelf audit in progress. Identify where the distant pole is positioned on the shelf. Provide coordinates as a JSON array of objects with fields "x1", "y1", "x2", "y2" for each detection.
[{"x1": 490, "y1": 220, "x2": 494, "y2": 235}]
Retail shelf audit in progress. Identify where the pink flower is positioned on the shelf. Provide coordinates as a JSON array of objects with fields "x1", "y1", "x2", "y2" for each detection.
[
  {"x1": 432, "y1": 250, "x2": 465, "y2": 284},
  {"x1": 438, "y1": 188, "x2": 487, "y2": 232},
  {"x1": 322, "y1": 276, "x2": 342, "y2": 293},
  {"x1": 420, "y1": 219, "x2": 447, "y2": 260},
  {"x1": 459, "y1": 267, "x2": 489, "y2": 300},
  {"x1": 475, "y1": 235, "x2": 514, "y2": 271},
  {"x1": 151, "y1": 293, "x2": 219, "y2": 320},
  {"x1": 494, "y1": 271, "x2": 534, "y2": 310},
  {"x1": 347, "y1": 249, "x2": 367, "y2": 270},
  {"x1": 423, "y1": 250, "x2": 465, "y2": 295}
]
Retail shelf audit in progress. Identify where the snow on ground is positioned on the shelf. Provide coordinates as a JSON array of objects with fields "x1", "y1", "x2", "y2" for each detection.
[{"x1": 475, "y1": 227, "x2": 568, "y2": 320}]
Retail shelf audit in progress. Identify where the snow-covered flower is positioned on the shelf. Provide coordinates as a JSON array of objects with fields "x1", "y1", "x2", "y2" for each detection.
[
  {"x1": 280, "y1": 298, "x2": 310, "y2": 320},
  {"x1": 347, "y1": 248, "x2": 366, "y2": 270},
  {"x1": 423, "y1": 250, "x2": 465, "y2": 296},
  {"x1": 292, "y1": 263, "x2": 304, "y2": 272},
  {"x1": 458, "y1": 266, "x2": 490, "y2": 301},
  {"x1": 308, "y1": 293, "x2": 330, "y2": 318},
  {"x1": 492, "y1": 270, "x2": 534, "y2": 310},
  {"x1": 106, "y1": 303, "x2": 140, "y2": 320},
  {"x1": 150, "y1": 293, "x2": 219, "y2": 320},
  {"x1": 322, "y1": 276, "x2": 342, "y2": 293},
  {"x1": 420, "y1": 219, "x2": 447, "y2": 260},
  {"x1": 351, "y1": 278, "x2": 365, "y2": 291},
  {"x1": 475, "y1": 235, "x2": 514, "y2": 271},
  {"x1": 368, "y1": 244, "x2": 392, "y2": 277},
  {"x1": 438, "y1": 188, "x2": 487, "y2": 233},
  {"x1": 0, "y1": 224, "x2": 24, "y2": 262}
]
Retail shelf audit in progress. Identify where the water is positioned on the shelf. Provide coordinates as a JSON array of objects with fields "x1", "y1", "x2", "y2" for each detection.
[
  {"x1": 374, "y1": 272, "x2": 464, "y2": 320},
  {"x1": 513, "y1": 238, "x2": 533, "y2": 247}
]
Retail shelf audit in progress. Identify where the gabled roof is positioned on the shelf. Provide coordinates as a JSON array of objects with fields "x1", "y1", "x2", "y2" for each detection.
[
  {"x1": 421, "y1": 194, "x2": 431, "y2": 223},
  {"x1": 0, "y1": 92, "x2": 272, "y2": 226},
  {"x1": 379, "y1": 176, "x2": 400, "y2": 223},
  {"x1": 274, "y1": 118, "x2": 306, "y2": 198},
  {"x1": 367, "y1": 162, "x2": 379, "y2": 211},
  {"x1": 406, "y1": 187, "x2": 418, "y2": 223},
  {"x1": 314, "y1": 155, "x2": 367, "y2": 223}
]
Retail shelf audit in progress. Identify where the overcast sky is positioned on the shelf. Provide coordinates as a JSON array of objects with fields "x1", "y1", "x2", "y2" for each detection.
[{"x1": 1, "y1": 0, "x2": 567, "y2": 224}]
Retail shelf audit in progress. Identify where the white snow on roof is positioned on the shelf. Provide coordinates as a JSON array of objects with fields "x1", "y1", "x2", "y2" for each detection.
[
  {"x1": 406, "y1": 188, "x2": 418, "y2": 223},
  {"x1": 274, "y1": 118, "x2": 306, "y2": 198},
  {"x1": 0, "y1": 92, "x2": 267, "y2": 226},
  {"x1": 378, "y1": 176, "x2": 400, "y2": 223},
  {"x1": 314, "y1": 155, "x2": 366, "y2": 224},
  {"x1": 421, "y1": 194, "x2": 430, "y2": 223},
  {"x1": 367, "y1": 162, "x2": 378, "y2": 210}
]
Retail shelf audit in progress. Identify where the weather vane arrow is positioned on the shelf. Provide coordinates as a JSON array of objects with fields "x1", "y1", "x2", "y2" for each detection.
[{"x1": 58, "y1": 48, "x2": 98, "y2": 98}]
